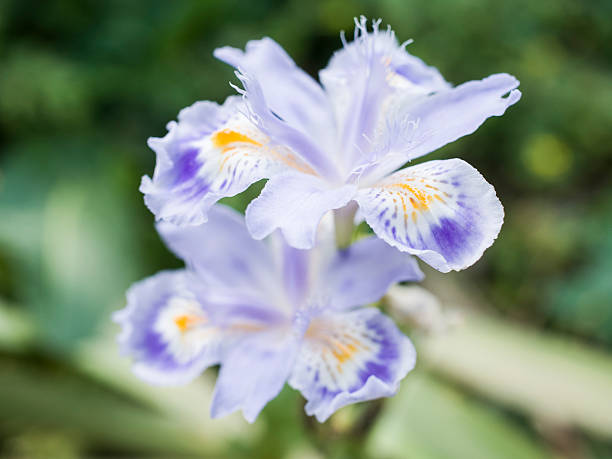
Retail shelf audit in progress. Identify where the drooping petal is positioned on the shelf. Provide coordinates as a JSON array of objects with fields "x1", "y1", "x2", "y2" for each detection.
[
  {"x1": 215, "y1": 39, "x2": 339, "y2": 179},
  {"x1": 320, "y1": 17, "x2": 450, "y2": 174},
  {"x1": 210, "y1": 328, "x2": 300, "y2": 423},
  {"x1": 245, "y1": 171, "x2": 357, "y2": 249},
  {"x1": 362, "y1": 73, "x2": 521, "y2": 181},
  {"x1": 156, "y1": 205, "x2": 282, "y2": 304},
  {"x1": 289, "y1": 308, "x2": 415, "y2": 422},
  {"x1": 113, "y1": 270, "x2": 221, "y2": 385},
  {"x1": 141, "y1": 96, "x2": 313, "y2": 226},
  {"x1": 317, "y1": 236, "x2": 424, "y2": 310},
  {"x1": 355, "y1": 159, "x2": 504, "y2": 272}
]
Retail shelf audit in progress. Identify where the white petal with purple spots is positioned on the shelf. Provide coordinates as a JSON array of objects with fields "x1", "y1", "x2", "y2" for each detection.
[
  {"x1": 356, "y1": 158, "x2": 504, "y2": 272},
  {"x1": 113, "y1": 270, "x2": 222, "y2": 385},
  {"x1": 289, "y1": 307, "x2": 416, "y2": 422},
  {"x1": 141, "y1": 97, "x2": 313, "y2": 226}
]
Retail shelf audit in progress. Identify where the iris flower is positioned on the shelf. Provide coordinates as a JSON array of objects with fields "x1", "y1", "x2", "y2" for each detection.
[
  {"x1": 141, "y1": 17, "x2": 520, "y2": 273},
  {"x1": 114, "y1": 205, "x2": 422, "y2": 422}
]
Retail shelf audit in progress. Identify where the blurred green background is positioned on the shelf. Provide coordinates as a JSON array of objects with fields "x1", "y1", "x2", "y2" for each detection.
[{"x1": 1, "y1": 0, "x2": 611, "y2": 457}]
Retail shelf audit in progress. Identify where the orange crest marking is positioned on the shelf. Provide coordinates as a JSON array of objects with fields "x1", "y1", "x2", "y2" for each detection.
[
  {"x1": 174, "y1": 314, "x2": 205, "y2": 332},
  {"x1": 384, "y1": 183, "x2": 432, "y2": 211},
  {"x1": 211, "y1": 129, "x2": 262, "y2": 151},
  {"x1": 211, "y1": 127, "x2": 316, "y2": 176}
]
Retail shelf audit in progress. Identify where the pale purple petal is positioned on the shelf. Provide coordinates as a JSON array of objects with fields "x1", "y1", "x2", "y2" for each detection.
[
  {"x1": 214, "y1": 38, "x2": 335, "y2": 151},
  {"x1": 141, "y1": 96, "x2": 308, "y2": 226},
  {"x1": 320, "y1": 17, "x2": 450, "y2": 175},
  {"x1": 386, "y1": 48, "x2": 450, "y2": 94},
  {"x1": 245, "y1": 172, "x2": 357, "y2": 249},
  {"x1": 156, "y1": 205, "x2": 281, "y2": 303},
  {"x1": 319, "y1": 236, "x2": 424, "y2": 310},
  {"x1": 322, "y1": 18, "x2": 448, "y2": 96},
  {"x1": 289, "y1": 308, "x2": 415, "y2": 422},
  {"x1": 362, "y1": 73, "x2": 521, "y2": 181},
  {"x1": 319, "y1": 18, "x2": 394, "y2": 173},
  {"x1": 113, "y1": 270, "x2": 221, "y2": 385},
  {"x1": 281, "y1": 242, "x2": 311, "y2": 307},
  {"x1": 210, "y1": 329, "x2": 300, "y2": 423},
  {"x1": 215, "y1": 39, "x2": 338, "y2": 179},
  {"x1": 356, "y1": 159, "x2": 504, "y2": 272}
]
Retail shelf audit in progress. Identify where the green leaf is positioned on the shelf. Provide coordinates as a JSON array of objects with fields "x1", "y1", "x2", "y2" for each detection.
[
  {"x1": 368, "y1": 373, "x2": 551, "y2": 459},
  {"x1": 0, "y1": 357, "x2": 222, "y2": 455},
  {"x1": 419, "y1": 313, "x2": 612, "y2": 439}
]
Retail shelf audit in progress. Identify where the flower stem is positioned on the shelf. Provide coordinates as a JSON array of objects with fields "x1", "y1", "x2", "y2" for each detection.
[
  {"x1": 333, "y1": 202, "x2": 358, "y2": 249},
  {"x1": 301, "y1": 397, "x2": 386, "y2": 455}
]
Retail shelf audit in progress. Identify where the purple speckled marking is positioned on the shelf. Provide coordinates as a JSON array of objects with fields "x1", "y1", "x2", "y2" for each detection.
[
  {"x1": 359, "y1": 360, "x2": 391, "y2": 383},
  {"x1": 310, "y1": 313, "x2": 401, "y2": 404},
  {"x1": 179, "y1": 178, "x2": 211, "y2": 204},
  {"x1": 134, "y1": 294, "x2": 193, "y2": 371},
  {"x1": 430, "y1": 216, "x2": 479, "y2": 264},
  {"x1": 355, "y1": 316, "x2": 399, "y2": 383},
  {"x1": 174, "y1": 148, "x2": 201, "y2": 185}
]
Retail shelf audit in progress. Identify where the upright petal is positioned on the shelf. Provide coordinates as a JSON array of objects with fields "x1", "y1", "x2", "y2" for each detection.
[
  {"x1": 141, "y1": 96, "x2": 313, "y2": 226},
  {"x1": 210, "y1": 328, "x2": 300, "y2": 423},
  {"x1": 215, "y1": 40, "x2": 339, "y2": 179},
  {"x1": 362, "y1": 73, "x2": 521, "y2": 181},
  {"x1": 320, "y1": 17, "x2": 450, "y2": 174},
  {"x1": 320, "y1": 18, "x2": 394, "y2": 173},
  {"x1": 214, "y1": 38, "x2": 335, "y2": 153},
  {"x1": 323, "y1": 18, "x2": 448, "y2": 97},
  {"x1": 156, "y1": 205, "x2": 281, "y2": 302},
  {"x1": 355, "y1": 159, "x2": 504, "y2": 272},
  {"x1": 289, "y1": 308, "x2": 415, "y2": 422},
  {"x1": 245, "y1": 171, "x2": 357, "y2": 249},
  {"x1": 317, "y1": 236, "x2": 424, "y2": 310},
  {"x1": 113, "y1": 270, "x2": 221, "y2": 385}
]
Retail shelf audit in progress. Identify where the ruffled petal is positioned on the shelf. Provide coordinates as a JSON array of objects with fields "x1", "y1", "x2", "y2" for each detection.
[
  {"x1": 320, "y1": 18, "x2": 394, "y2": 173},
  {"x1": 289, "y1": 308, "x2": 415, "y2": 422},
  {"x1": 210, "y1": 329, "x2": 300, "y2": 423},
  {"x1": 141, "y1": 96, "x2": 312, "y2": 226},
  {"x1": 318, "y1": 236, "x2": 423, "y2": 309},
  {"x1": 156, "y1": 205, "x2": 281, "y2": 303},
  {"x1": 215, "y1": 39, "x2": 338, "y2": 179},
  {"x1": 320, "y1": 17, "x2": 450, "y2": 174},
  {"x1": 362, "y1": 73, "x2": 521, "y2": 181},
  {"x1": 355, "y1": 159, "x2": 504, "y2": 272},
  {"x1": 245, "y1": 171, "x2": 357, "y2": 249},
  {"x1": 322, "y1": 18, "x2": 448, "y2": 96},
  {"x1": 113, "y1": 270, "x2": 221, "y2": 385}
]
